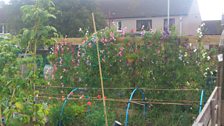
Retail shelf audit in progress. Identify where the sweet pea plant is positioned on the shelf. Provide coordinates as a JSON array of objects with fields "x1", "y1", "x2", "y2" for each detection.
[{"x1": 47, "y1": 26, "x2": 217, "y2": 125}]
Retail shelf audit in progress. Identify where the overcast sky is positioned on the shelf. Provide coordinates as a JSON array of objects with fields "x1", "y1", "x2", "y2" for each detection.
[
  {"x1": 1, "y1": 0, "x2": 224, "y2": 20},
  {"x1": 198, "y1": 0, "x2": 224, "y2": 20}
]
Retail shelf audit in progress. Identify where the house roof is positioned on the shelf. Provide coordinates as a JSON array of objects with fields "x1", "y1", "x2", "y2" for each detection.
[
  {"x1": 203, "y1": 20, "x2": 223, "y2": 35},
  {"x1": 96, "y1": 0, "x2": 195, "y2": 19}
]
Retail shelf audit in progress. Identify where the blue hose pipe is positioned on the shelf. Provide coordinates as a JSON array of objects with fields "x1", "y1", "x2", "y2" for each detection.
[
  {"x1": 124, "y1": 87, "x2": 146, "y2": 126},
  {"x1": 199, "y1": 89, "x2": 204, "y2": 114},
  {"x1": 59, "y1": 88, "x2": 79, "y2": 126}
]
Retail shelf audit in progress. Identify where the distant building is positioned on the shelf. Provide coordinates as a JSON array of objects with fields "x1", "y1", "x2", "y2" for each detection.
[
  {"x1": 0, "y1": 3, "x2": 8, "y2": 37},
  {"x1": 202, "y1": 20, "x2": 223, "y2": 35},
  {"x1": 222, "y1": 14, "x2": 224, "y2": 26},
  {"x1": 97, "y1": 0, "x2": 202, "y2": 36}
]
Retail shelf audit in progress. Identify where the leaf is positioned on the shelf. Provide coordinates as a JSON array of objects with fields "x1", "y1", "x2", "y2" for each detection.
[{"x1": 15, "y1": 102, "x2": 24, "y2": 110}]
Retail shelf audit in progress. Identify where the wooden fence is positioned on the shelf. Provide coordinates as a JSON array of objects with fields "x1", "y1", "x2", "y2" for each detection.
[{"x1": 192, "y1": 87, "x2": 221, "y2": 126}]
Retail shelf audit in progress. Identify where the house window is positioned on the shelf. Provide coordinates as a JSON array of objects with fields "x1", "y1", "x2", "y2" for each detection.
[
  {"x1": 117, "y1": 21, "x2": 122, "y2": 31},
  {"x1": 164, "y1": 18, "x2": 175, "y2": 31},
  {"x1": 136, "y1": 20, "x2": 152, "y2": 31}
]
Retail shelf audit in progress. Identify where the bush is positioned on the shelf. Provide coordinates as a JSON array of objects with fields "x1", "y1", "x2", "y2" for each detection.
[{"x1": 48, "y1": 104, "x2": 86, "y2": 126}]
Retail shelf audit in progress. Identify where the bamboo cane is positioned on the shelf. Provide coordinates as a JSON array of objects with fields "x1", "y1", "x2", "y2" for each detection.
[
  {"x1": 0, "y1": 104, "x2": 3, "y2": 126},
  {"x1": 91, "y1": 12, "x2": 109, "y2": 126}
]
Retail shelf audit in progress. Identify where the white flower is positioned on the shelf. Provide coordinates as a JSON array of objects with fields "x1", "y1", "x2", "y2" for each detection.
[
  {"x1": 202, "y1": 52, "x2": 207, "y2": 58},
  {"x1": 178, "y1": 54, "x2": 183, "y2": 60},
  {"x1": 193, "y1": 49, "x2": 197, "y2": 52},
  {"x1": 201, "y1": 23, "x2": 205, "y2": 27},
  {"x1": 207, "y1": 56, "x2": 211, "y2": 60},
  {"x1": 210, "y1": 71, "x2": 214, "y2": 75},
  {"x1": 203, "y1": 72, "x2": 207, "y2": 77},
  {"x1": 196, "y1": 28, "x2": 201, "y2": 33},
  {"x1": 79, "y1": 28, "x2": 82, "y2": 32},
  {"x1": 184, "y1": 52, "x2": 188, "y2": 57},
  {"x1": 186, "y1": 81, "x2": 190, "y2": 85}
]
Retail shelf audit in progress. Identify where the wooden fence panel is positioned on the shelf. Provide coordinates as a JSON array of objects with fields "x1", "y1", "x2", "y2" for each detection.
[{"x1": 193, "y1": 87, "x2": 220, "y2": 126}]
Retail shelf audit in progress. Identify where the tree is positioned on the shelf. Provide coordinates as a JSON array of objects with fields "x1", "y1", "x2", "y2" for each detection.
[
  {"x1": 3, "y1": 0, "x2": 35, "y2": 34},
  {"x1": 3, "y1": 0, "x2": 106, "y2": 37},
  {"x1": 51, "y1": 0, "x2": 106, "y2": 37},
  {"x1": 20, "y1": 0, "x2": 57, "y2": 52}
]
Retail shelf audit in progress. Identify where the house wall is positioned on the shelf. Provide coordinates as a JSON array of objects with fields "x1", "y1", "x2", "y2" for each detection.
[
  {"x1": 181, "y1": 0, "x2": 202, "y2": 36},
  {"x1": 110, "y1": 0, "x2": 201, "y2": 36},
  {"x1": 111, "y1": 15, "x2": 200, "y2": 36}
]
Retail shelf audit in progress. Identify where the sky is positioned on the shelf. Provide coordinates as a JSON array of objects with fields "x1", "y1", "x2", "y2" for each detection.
[
  {"x1": 1, "y1": 0, "x2": 224, "y2": 21},
  {"x1": 197, "y1": 0, "x2": 224, "y2": 20}
]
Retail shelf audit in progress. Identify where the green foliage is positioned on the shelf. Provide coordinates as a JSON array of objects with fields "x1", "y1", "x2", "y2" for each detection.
[
  {"x1": 2, "y1": 0, "x2": 106, "y2": 37},
  {"x1": 51, "y1": 0, "x2": 106, "y2": 37},
  {"x1": 50, "y1": 28, "x2": 217, "y2": 89},
  {"x1": 48, "y1": 104, "x2": 86, "y2": 126},
  {"x1": 20, "y1": 0, "x2": 58, "y2": 51},
  {"x1": 0, "y1": 1, "x2": 57, "y2": 125},
  {"x1": 0, "y1": 36, "x2": 49, "y2": 126}
]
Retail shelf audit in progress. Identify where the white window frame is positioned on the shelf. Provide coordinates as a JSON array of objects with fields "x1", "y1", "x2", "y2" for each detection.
[{"x1": 136, "y1": 20, "x2": 152, "y2": 31}]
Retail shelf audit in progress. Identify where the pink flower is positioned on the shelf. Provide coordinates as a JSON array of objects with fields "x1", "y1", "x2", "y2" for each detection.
[
  {"x1": 88, "y1": 42, "x2": 92, "y2": 48},
  {"x1": 53, "y1": 64, "x2": 57, "y2": 71},
  {"x1": 61, "y1": 96, "x2": 65, "y2": 101},
  {"x1": 61, "y1": 47, "x2": 64, "y2": 54},
  {"x1": 122, "y1": 27, "x2": 127, "y2": 36},
  {"x1": 118, "y1": 47, "x2": 124, "y2": 57},
  {"x1": 118, "y1": 51, "x2": 123, "y2": 56},
  {"x1": 110, "y1": 32, "x2": 115, "y2": 40},
  {"x1": 79, "y1": 95, "x2": 84, "y2": 99},
  {"x1": 119, "y1": 47, "x2": 124, "y2": 51},
  {"x1": 87, "y1": 101, "x2": 92, "y2": 106},
  {"x1": 97, "y1": 95, "x2": 101, "y2": 99}
]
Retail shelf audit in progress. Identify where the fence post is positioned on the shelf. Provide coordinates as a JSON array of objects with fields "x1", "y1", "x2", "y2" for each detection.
[
  {"x1": 218, "y1": 29, "x2": 224, "y2": 125},
  {"x1": 210, "y1": 99, "x2": 215, "y2": 126}
]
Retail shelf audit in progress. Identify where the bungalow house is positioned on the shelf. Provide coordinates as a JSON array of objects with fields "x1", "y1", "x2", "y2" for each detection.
[
  {"x1": 96, "y1": 0, "x2": 202, "y2": 36},
  {"x1": 202, "y1": 20, "x2": 223, "y2": 35}
]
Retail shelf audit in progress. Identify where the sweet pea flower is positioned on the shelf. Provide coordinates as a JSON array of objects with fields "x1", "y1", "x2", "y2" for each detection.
[{"x1": 87, "y1": 101, "x2": 92, "y2": 106}]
